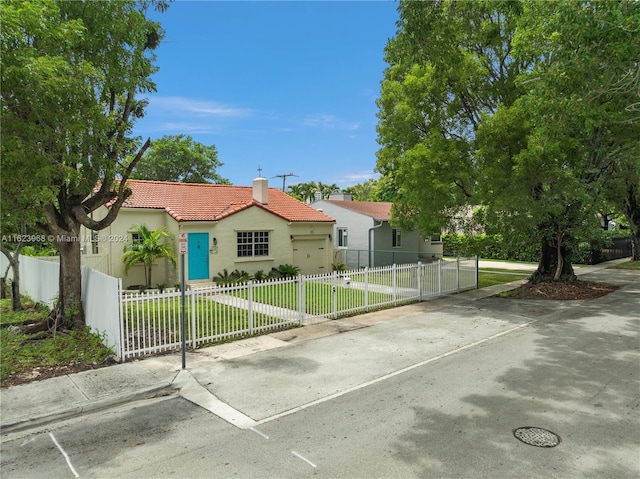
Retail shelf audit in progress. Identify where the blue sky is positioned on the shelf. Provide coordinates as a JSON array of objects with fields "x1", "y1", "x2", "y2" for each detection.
[{"x1": 134, "y1": 0, "x2": 400, "y2": 188}]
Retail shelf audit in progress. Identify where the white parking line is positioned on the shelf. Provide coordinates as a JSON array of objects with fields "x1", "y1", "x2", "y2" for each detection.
[
  {"x1": 256, "y1": 321, "x2": 533, "y2": 426},
  {"x1": 49, "y1": 433, "x2": 79, "y2": 478},
  {"x1": 250, "y1": 427, "x2": 269, "y2": 440},
  {"x1": 292, "y1": 450, "x2": 317, "y2": 469}
]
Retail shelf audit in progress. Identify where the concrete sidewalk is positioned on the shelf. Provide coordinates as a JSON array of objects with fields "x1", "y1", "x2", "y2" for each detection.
[{"x1": 0, "y1": 259, "x2": 634, "y2": 435}]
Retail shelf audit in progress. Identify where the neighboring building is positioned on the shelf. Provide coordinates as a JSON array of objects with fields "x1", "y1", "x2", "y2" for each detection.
[
  {"x1": 311, "y1": 193, "x2": 443, "y2": 269},
  {"x1": 81, "y1": 178, "x2": 335, "y2": 288}
]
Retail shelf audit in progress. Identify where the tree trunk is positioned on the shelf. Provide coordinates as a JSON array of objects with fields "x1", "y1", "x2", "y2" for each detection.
[
  {"x1": 533, "y1": 238, "x2": 576, "y2": 283},
  {"x1": 55, "y1": 236, "x2": 85, "y2": 330},
  {"x1": 630, "y1": 228, "x2": 640, "y2": 261},
  {"x1": 11, "y1": 278, "x2": 21, "y2": 311},
  {"x1": 1, "y1": 245, "x2": 23, "y2": 310}
]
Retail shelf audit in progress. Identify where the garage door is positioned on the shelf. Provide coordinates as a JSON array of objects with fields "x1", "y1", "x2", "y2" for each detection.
[{"x1": 292, "y1": 239, "x2": 327, "y2": 275}]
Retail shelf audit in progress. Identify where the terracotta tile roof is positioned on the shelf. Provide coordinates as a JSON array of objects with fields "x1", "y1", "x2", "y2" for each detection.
[
  {"x1": 324, "y1": 200, "x2": 392, "y2": 221},
  {"x1": 116, "y1": 180, "x2": 335, "y2": 223}
]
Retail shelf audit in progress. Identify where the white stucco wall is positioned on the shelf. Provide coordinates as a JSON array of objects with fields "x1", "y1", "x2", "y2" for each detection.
[{"x1": 82, "y1": 205, "x2": 334, "y2": 287}]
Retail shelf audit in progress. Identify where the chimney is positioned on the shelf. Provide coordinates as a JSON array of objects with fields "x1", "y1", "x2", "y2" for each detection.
[
  {"x1": 329, "y1": 192, "x2": 352, "y2": 201},
  {"x1": 253, "y1": 177, "x2": 268, "y2": 204}
]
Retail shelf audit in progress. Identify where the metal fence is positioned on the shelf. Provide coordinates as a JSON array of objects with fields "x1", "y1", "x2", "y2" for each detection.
[
  {"x1": 587, "y1": 236, "x2": 633, "y2": 264},
  {"x1": 341, "y1": 249, "x2": 442, "y2": 270},
  {"x1": 120, "y1": 257, "x2": 478, "y2": 360}
]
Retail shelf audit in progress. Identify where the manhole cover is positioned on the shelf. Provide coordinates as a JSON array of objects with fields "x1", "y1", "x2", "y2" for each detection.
[{"x1": 513, "y1": 427, "x2": 561, "y2": 447}]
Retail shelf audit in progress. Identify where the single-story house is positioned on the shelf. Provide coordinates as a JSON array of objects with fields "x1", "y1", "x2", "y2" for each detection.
[
  {"x1": 80, "y1": 178, "x2": 335, "y2": 287},
  {"x1": 311, "y1": 193, "x2": 443, "y2": 269}
]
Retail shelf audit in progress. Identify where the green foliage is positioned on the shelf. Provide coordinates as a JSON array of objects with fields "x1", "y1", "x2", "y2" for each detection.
[
  {"x1": 342, "y1": 176, "x2": 398, "y2": 202},
  {"x1": 1, "y1": 0, "x2": 168, "y2": 326},
  {"x1": 444, "y1": 231, "x2": 632, "y2": 265},
  {"x1": 377, "y1": 0, "x2": 640, "y2": 278},
  {"x1": 252, "y1": 270, "x2": 268, "y2": 282},
  {"x1": 286, "y1": 181, "x2": 339, "y2": 202},
  {"x1": 478, "y1": 270, "x2": 531, "y2": 289},
  {"x1": 122, "y1": 225, "x2": 177, "y2": 287},
  {"x1": 443, "y1": 234, "x2": 539, "y2": 263},
  {"x1": 272, "y1": 264, "x2": 301, "y2": 278},
  {"x1": 213, "y1": 265, "x2": 301, "y2": 284},
  {"x1": 613, "y1": 260, "x2": 640, "y2": 271},
  {"x1": 212, "y1": 269, "x2": 250, "y2": 285},
  {"x1": 20, "y1": 245, "x2": 57, "y2": 257},
  {"x1": 0, "y1": 298, "x2": 114, "y2": 382},
  {"x1": 131, "y1": 134, "x2": 230, "y2": 184}
]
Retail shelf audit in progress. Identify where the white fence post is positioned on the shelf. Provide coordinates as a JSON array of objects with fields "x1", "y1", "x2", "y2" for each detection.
[
  {"x1": 248, "y1": 281, "x2": 254, "y2": 335},
  {"x1": 332, "y1": 270, "x2": 338, "y2": 319},
  {"x1": 457, "y1": 256, "x2": 460, "y2": 292},
  {"x1": 298, "y1": 274, "x2": 304, "y2": 325},
  {"x1": 392, "y1": 264, "x2": 397, "y2": 306},
  {"x1": 364, "y1": 267, "x2": 369, "y2": 311},
  {"x1": 417, "y1": 262, "x2": 422, "y2": 300},
  {"x1": 118, "y1": 278, "x2": 124, "y2": 362},
  {"x1": 190, "y1": 289, "x2": 196, "y2": 349}
]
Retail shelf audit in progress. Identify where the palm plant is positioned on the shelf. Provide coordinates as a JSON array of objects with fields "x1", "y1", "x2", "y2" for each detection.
[
  {"x1": 122, "y1": 225, "x2": 177, "y2": 288},
  {"x1": 274, "y1": 263, "x2": 301, "y2": 278},
  {"x1": 213, "y1": 269, "x2": 235, "y2": 285}
]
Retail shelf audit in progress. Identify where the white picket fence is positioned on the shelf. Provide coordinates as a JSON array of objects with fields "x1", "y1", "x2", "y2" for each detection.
[
  {"x1": 120, "y1": 257, "x2": 478, "y2": 360},
  {"x1": 4, "y1": 254, "x2": 477, "y2": 362}
]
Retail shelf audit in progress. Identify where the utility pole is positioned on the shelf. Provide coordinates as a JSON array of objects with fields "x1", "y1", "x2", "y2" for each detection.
[{"x1": 273, "y1": 172, "x2": 298, "y2": 191}]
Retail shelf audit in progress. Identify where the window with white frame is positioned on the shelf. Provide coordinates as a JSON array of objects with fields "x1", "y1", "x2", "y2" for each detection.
[
  {"x1": 131, "y1": 232, "x2": 143, "y2": 244},
  {"x1": 392, "y1": 228, "x2": 402, "y2": 247},
  {"x1": 91, "y1": 232, "x2": 99, "y2": 254},
  {"x1": 337, "y1": 227, "x2": 348, "y2": 248},
  {"x1": 237, "y1": 231, "x2": 270, "y2": 258}
]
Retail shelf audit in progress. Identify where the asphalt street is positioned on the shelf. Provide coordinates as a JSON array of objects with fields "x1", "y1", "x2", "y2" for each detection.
[{"x1": 1, "y1": 267, "x2": 638, "y2": 478}]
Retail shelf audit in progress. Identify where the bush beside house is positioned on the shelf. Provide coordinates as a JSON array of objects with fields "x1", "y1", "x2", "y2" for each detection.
[{"x1": 444, "y1": 231, "x2": 632, "y2": 264}]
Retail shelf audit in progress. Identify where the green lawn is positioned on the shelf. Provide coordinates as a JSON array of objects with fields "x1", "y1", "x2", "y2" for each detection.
[
  {"x1": 478, "y1": 269, "x2": 531, "y2": 288},
  {"x1": 611, "y1": 260, "x2": 640, "y2": 270},
  {"x1": 238, "y1": 280, "x2": 395, "y2": 315}
]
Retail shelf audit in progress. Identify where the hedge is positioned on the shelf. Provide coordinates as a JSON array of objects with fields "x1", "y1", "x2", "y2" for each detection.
[{"x1": 443, "y1": 231, "x2": 630, "y2": 264}]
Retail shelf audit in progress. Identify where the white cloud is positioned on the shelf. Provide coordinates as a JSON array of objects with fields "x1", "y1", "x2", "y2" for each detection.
[
  {"x1": 150, "y1": 96, "x2": 251, "y2": 117},
  {"x1": 301, "y1": 114, "x2": 360, "y2": 131},
  {"x1": 334, "y1": 170, "x2": 380, "y2": 186},
  {"x1": 158, "y1": 122, "x2": 220, "y2": 134}
]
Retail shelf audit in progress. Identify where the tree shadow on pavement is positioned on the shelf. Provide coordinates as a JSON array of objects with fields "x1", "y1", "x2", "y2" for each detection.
[{"x1": 393, "y1": 273, "x2": 640, "y2": 479}]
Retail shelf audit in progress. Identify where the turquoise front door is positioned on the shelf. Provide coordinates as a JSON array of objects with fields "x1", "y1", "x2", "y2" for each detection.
[{"x1": 188, "y1": 233, "x2": 209, "y2": 280}]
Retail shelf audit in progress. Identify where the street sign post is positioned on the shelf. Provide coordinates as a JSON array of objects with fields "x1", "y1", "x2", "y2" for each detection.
[
  {"x1": 179, "y1": 233, "x2": 188, "y2": 255},
  {"x1": 178, "y1": 233, "x2": 187, "y2": 369}
]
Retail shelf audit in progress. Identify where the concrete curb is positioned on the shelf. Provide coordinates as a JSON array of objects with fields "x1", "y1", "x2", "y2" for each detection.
[{"x1": 1, "y1": 382, "x2": 177, "y2": 435}]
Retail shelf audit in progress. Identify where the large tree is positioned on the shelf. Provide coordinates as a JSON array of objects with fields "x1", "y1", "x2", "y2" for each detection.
[
  {"x1": 506, "y1": 0, "x2": 639, "y2": 277},
  {"x1": 130, "y1": 134, "x2": 230, "y2": 184},
  {"x1": 1, "y1": 0, "x2": 167, "y2": 330},
  {"x1": 377, "y1": 0, "x2": 526, "y2": 234},
  {"x1": 377, "y1": 0, "x2": 639, "y2": 281}
]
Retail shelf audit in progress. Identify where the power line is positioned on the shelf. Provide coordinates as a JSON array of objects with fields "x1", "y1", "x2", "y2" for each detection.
[{"x1": 273, "y1": 172, "x2": 298, "y2": 191}]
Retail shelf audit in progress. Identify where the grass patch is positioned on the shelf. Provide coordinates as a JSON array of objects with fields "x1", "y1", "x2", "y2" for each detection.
[
  {"x1": 1, "y1": 298, "x2": 115, "y2": 385},
  {"x1": 611, "y1": 260, "x2": 640, "y2": 270},
  {"x1": 478, "y1": 270, "x2": 531, "y2": 288},
  {"x1": 232, "y1": 281, "x2": 394, "y2": 314}
]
